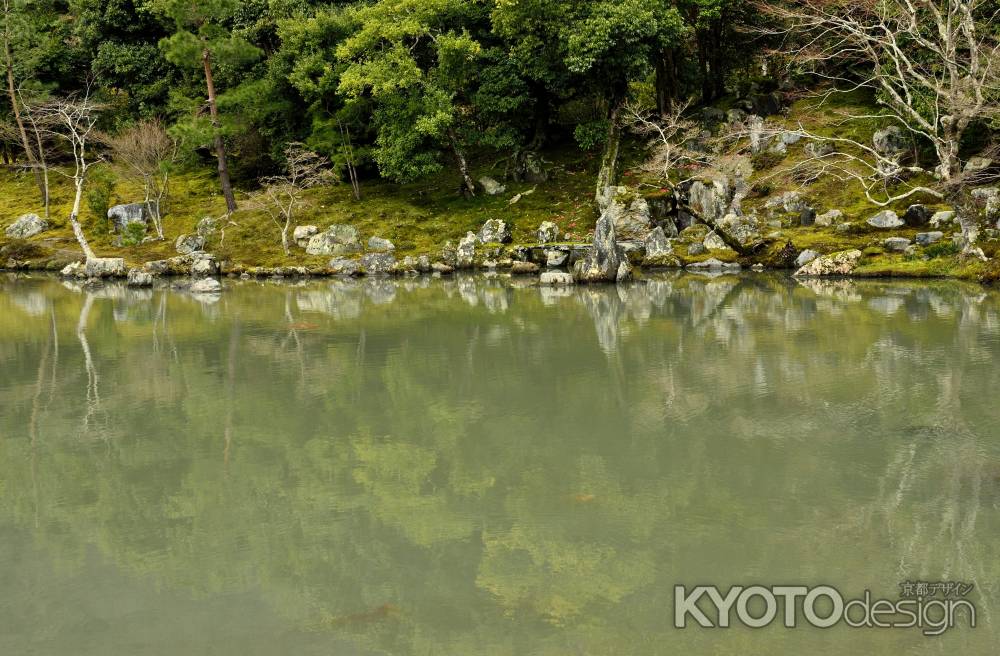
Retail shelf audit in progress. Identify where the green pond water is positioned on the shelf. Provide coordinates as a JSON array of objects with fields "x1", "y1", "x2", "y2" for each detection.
[{"x1": 0, "y1": 272, "x2": 998, "y2": 655}]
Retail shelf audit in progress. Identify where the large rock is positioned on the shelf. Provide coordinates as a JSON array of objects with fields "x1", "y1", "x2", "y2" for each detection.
[
  {"x1": 794, "y1": 249, "x2": 819, "y2": 268},
  {"x1": 537, "y1": 221, "x2": 560, "y2": 244},
  {"x1": 306, "y1": 224, "x2": 361, "y2": 256},
  {"x1": 84, "y1": 257, "x2": 126, "y2": 278},
  {"x1": 191, "y1": 253, "x2": 219, "y2": 277},
  {"x1": 540, "y1": 271, "x2": 574, "y2": 286},
  {"x1": 718, "y1": 213, "x2": 761, "y2": 246},
  {"x1": 60, "y1": 261, "x2": 84, "y2": 278},
  {"x1": 930, "y1": 210, "x2": 956, "y2": 228},
  {"x1": 457, "y1": 232, "x2": 477, "y2": 268},
  {"x1": 872, "y1": 126, "x2": 909, "y2": 156},
  {"x1": 5, "y1": 213, "x2": 48, "y2": 238},
  {"x1": 545, "y1": 249, "x2": 568, "y2": 268},
  {"x1": 815, "y1": 209, "x2": 842, "y2": 227},
  {"x1": 360, "y1": 251, "x2": 396, "y2": 274},
  {"x1": 190, "y1": 278, "x2": 222, "y2": 294},
  {"x1": 600, "y1": 187, "x2": 653, "y2": 240},
  {"x1": 328, "y1": 257, "x2": 362, "y2": 276},
  {"x1": 573, "y1": 210, "x2": 624, "y2": 283},
  {"x1": 764, "y1": 191, "x2": 810, "y2": 216},
  {"x1": 793, "y1": 249, "x2": 863, "y2": 276},
  {"x1": 903, "y1": 204, "x2": 932, "y2": 226},
  {"x1": 367, "y1": 236, "x2": 395, "y2": 252},
  {"x1": 477, "y1": 219, "x2": 512, "y2": 244},
  {"x1": 970, "y1": 187, "x2": 1000, "y2": 223},
  {"x1": 687, "y1": 258, "x2": 741, "y2": 272},
  {"x1": 866, "y1": 210, "x2": 904, "y2": 229},
  {"x1": 478, "y1": 176, "x2": 506, "y2": 196},
  {"x1": 642, "y1": 226, "x2": 678, "y2": 266},
  {"x1": 108, "y1": 203, "x2": 151, "y2": 232},
  {"x1": 688, "y1": 179, "x2": 731, "y2": 224},
  {"x1": 175, "y1": 233, "x2": 205, "y2": 254},
  {"x1": 883, "y1": 237, "x2": 911, "y2": 252},
  {"x1": 126, "y1": 268, "x2": 154, "y2": 287},
  {"x1": 511, "y1": 261, "x2": 540, "y2": 274},
  {"x1": 293, "y1": 225, "x2": 318, "y2": 248},
  {"x1": 703, "y1": 232, "x2": 729, "y2": 251},
  {"x1": 915, "y1": 231, "x2": 943, "y2": 246}
]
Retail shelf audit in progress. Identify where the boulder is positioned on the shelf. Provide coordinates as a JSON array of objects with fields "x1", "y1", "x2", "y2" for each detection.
[
  {"x1": 794, "y1": 249, "x2": 819, "y2": 268},
  {"x1": 815, "y1": 209, "x2": 842, "y2": 227},
  {"x1": 970, "y1": 187, "x2": 1000, "y2": 223},
  {"x1": 417, "y1": 255, "x2": 431, "y2": 272},
  {"x1": 477, "y1": 218, "x2": 512, "y2": 244},
  {"x1": 191, "y1": 253, "x2": 219, "y2": 277},
  {"x1": 293, "y1": 225, "x2": 318, "y2": 248},
  {"x1": 616, "y1": 261, "x2": 633, "y2": 283},
  {"x1": 537, "y1": 221, "x2": 560, "y2": 244},
  {"x1": 367, "y1": 236, "x2": 395, "y2": 252},
  {"x1": 703, "y1": 232, "x2": 729, "y2": 251},
  {"x1": 457, "y1": 232, "x2": 477, "y2": 268},
  {"x1": 687, "y1": 242, "x2": 708, "y2": 256},
  {"x1": 687, "y1": 258, "x2": 740, "y2": 272},
  {"x1": 478, "y1": 176, "x2": 506, "y2": 196},
  {"x1": 84, "y1": 257, "x2": 126, "y2": 278},
  {"x1": 929, "y1": 211, "x2": 956, "y2": 228},
  {"x1": 903, "y1": 204, "x2": 932, "y2": 226},
  {"x1": 915, "y1": 231, "x2": 943, "y2": 246},
  {"x1": 5, "y1": 213, "x2": 48, "y2": 239},
  {"x1": 764, "y1": 191, "x2": 810, "y2": 216},
  {"x1": 599, "y1": 187, "x2": 653, "y2": 240},
  {"x1": 793, "y1": 249, "x2": 863, "y2": 276},
  {"x1": 511, "y1": 261, "x2": 540, "y2": 274},
  {"x1": 328, "y1": 257, "x2": 362, "y2": 276},
  {"x1": 545, "y1": 249, "x2": 568, "y2": 268},
  {"x1": 361, "y1": 251, "x2": 396, "y2": 274},
  {"x1": 866, "y1": 210, "x2": 904, "y2": 229},
  {"x1": 718, "y1": 213, "x2": 761, "y2": 247},
  {"x1": 108, "y1": 203, "x2": 151, "y2": 232},
  {"x1": 883, "y1": 237, "x2": 912, "y2": 252},
  {"x1": 573, "y1": 211, "x2": 623, "y2": 283},
  {"x1": 306, "y1": 224, "x2": 361, "y2": 256},
  {"x1": 688, "y1": 179, "x2": 731, "y2": 223},
  {"x1": 431, "y1": 262, "x2": 454, "y2": 274},
  {"x1": 190, "y1": 278, "x2": 222, "y2": 294},
  {"x1": 872, "y1": 126, "x2": 908, "y2": 156},
  {"x1": 126, "y1": 268, "x2": 154, "y2": 287},
  {"x1": 175, "y1": 234, "x2": 205, "y2": 255},
  {"x1": 540, "y1": 271, "x2": 574, "y2": 286}
]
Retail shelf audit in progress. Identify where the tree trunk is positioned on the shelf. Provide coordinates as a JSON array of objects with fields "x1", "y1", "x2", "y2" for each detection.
[
  {"x1": 594, "y1": 101, "x2": 623, "y2": 208},
  {"x1": 447, "y1": 128, "x2": 476, "y2": 197},
  {"x1": 710, "y1": 22, "x2": 726, "y2": 100},
  {"x1": 203, "y1": 49, "x2": 237, "y2": 213},
  {"x1": 697, "y1": 34, "x2": 713, "y2": 104},
  {"x1": 3, "y1": 38, "x2": 44, "y2": 205},
  {"x1": 70, "y1": 177, "x2": 95, "y2": 260},
  {"x1": 655, "y1": 50, "x2": 678, "y2": 119}
]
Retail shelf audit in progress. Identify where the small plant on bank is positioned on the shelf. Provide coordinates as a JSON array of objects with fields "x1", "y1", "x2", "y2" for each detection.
[{"x1": 121, "y1": 222, "x2": 146, "y2": 247}]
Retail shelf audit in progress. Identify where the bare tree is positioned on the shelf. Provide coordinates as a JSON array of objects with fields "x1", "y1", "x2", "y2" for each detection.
[
  {"x1": 19, "y1": 90, "x2": 55, "y2": 219},
  {"x1": 0, "y1": 0, "x2": 44, "y2": 204},
  {"x1": 253, "y1": 143, "x2": 333, "y2": 255},
  {"x1": 624, "y1": 100, "x2": 706, "y2": 185},
  {"x1": 337, "y1": 118, "x2": 361, "y2": 201},
  {"x1": 761, "y1": 0, "x2": 1000, "y2": 181},
  {"x1": 36, "y1": 93, "x2": 102, "y2": 260},
  {"x1": 105, "y1": 119, "x2": 177, "y2": 239}
]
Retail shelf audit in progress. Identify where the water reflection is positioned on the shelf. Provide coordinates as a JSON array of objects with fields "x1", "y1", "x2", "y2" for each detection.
[{"x1": 0, "y1": 272, "x2": 998, "y2": 655}]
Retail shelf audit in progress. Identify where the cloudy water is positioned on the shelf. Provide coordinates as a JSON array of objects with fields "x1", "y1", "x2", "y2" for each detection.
[{"x1": 0, "y1": 272, "x2": 998, "y2": 655}]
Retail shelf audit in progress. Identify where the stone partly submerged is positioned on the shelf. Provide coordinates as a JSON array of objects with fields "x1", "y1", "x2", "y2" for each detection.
[
  {"x1": 126, "y1": 268, "x2": 154, "y2": 287},
  {"x1": 794, "y1": 249, "x2": 863, "y2": 276},
  {"x1": 573, "y1": 210, "x2": 624, "y2": 283},
  {"x1": 190, "y1": 278, "x2": 222, "y2": 294},
  {"x1": 84, "y1": 257, "x2": 127, "y2": 278}
]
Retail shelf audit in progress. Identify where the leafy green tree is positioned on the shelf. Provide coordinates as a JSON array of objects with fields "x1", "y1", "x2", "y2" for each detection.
[{"x1": 155, "y1": 0, "x2": 260, "y2": 212}]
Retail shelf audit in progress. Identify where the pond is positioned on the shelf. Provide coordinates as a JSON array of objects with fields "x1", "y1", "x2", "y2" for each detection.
[{"x1": 0, "y1": 272, "x2": 998, "y2": 654}]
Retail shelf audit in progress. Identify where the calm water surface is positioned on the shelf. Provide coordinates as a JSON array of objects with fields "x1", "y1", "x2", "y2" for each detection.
[{"x1": 1, "y1": 272, "x2": 998, "y2": 654}]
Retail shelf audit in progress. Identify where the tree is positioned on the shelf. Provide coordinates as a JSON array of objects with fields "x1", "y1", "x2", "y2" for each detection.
[
  {"x1": 156, "y1": 0, "x2": 260, "y2": 212},
  {"x1": 763, "y1": 0, "x2": 1000, "y2": 183},
  {"x1": 0, "y1": 0, "x2": 45, "y2": 204},
  {"x1": 253, "y1": 143, "x2": 332, "y2": 255},
  {"x1": 36, "y1": 93, "x2": 102, "y2": 259},
  {"x1": 106, "y1": 119, "x2": 177, "y2": 239},
  {"x1": 337, "y1": 0, "x2": 485, "y2": 197}
]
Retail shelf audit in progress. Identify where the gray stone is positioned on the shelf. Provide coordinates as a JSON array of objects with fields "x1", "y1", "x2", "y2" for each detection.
[
  {"x1": 883, "y1": 237, "x2": 912, "y2": 252},
  {"x1": 367, "y1": 236, "x2": 395, "y2": 252},
  {"x1": 930, "y1": 211, "x2": 955, "y2": 228},
  {"x1": 431, "y1": 262, "x2": 454, "y2": 274},
  {"x1": 191, "y1": 254, "x2": 219, "y2": 277},
  {"x1": 360, "y1": 251, "x2": 396, "y2": 274},
  {"x1": 643, "y1": 226, "x2": 672, "y2": 258},
  {"x1": 970, "y1": 187, "x2": 1000, "y2": 223},
  {"x1": 903, "y1": 204, "x2": 932, "y2": 226},
  {"x1": 511, "y1": 261, "x2": 540, "y2": 274},
  {"x1": 573, "y1": 210, "x2": 623, "y2": 283},
  {"x1": 615, "y1": 261, "x2": 633, "y2": 283},
  {"x1": 306, "y1": 224, "x2": 361, "y2": 256},
  {"x1": 915, "y1": 231, "x2": 944, "y2": 246},
  {"x1": 477, "y1": 218, "x2": 512, "y2": 244},
  {"x1": 867, "y1": 210, "x2": 904, "y2": 229},
  {"x1": 108, "y1": 203, "x2": 151, "y2": 232},
  {"x1": 478, "y1": 176, "x2": 506, "y2": 196},
  {"x1": 815, "y1": 209, "x2": 842, "y2": 227},
  {"x1": 600, "y1": 187, "x2": 653, "y2": 240},
  {"x1": 537, "y1": 221, "x2": 560, "y2": 244},
  {"x1": 84, "y1": 257, "x2": 126, "y2": 278},
  {"x1": 764, "y1": 191, "x2": 810, "y2": 215},
  {"x1": 293, "y1": 225, "x2": 318, "y2": 248},
  {"x1": 687, "y1": 242, "x2": 708, "y2": 256},
  {"x1": 328, "y1": 257, "x2": 362, "y2": 276},
  {"x1": 5, "y1": 213, "x2": 48, "y2": 238},
  {"x1": 718, "y1": 213, "x2": 761, "y2": 247},
  {"x1": 545, "y1": 249, "x2": 568, "y2": 268},
  {"x1": 126, "y1": 268, "x2": 154, "y2": 287},
  {"x1": 794, "y1": 249, "x2": 863, "y2": 276},
  {"x1": 800, "y1": 207, "x2": 816, "y2": 227},
  {"x1": 687, "y1": 258, "x2": 740, "y2": 272},
  {"x1": 190, "y1": 278, "x2": 222, "y2": 294},
  {"x1": 539, "y1": 271, "x2": 574, "y2": 286},
  {"x1": 835, "y1": 222, "x2": 854, "y2": 234},
  {"x1": 688, "y1": 179, "x2": 732, "y2": 223},
  {"x1": 795, "y1": 249, "x2": 819, "y2": 268},
  {"x1": 872, "y1": 126, "x2": 908, "y2": 156},
  {"x1": 417, "y1": 255, "x2": 431, "y2": 272},
  {"x1": 175, "y1": 233, "x2": 205, "y2": 255},
  {"x1": 457, "y1": 232, "x2": 477, "y2": 268},
  {"x1": 703, "y1": 232, "x2": 729, "y2": 251}
]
